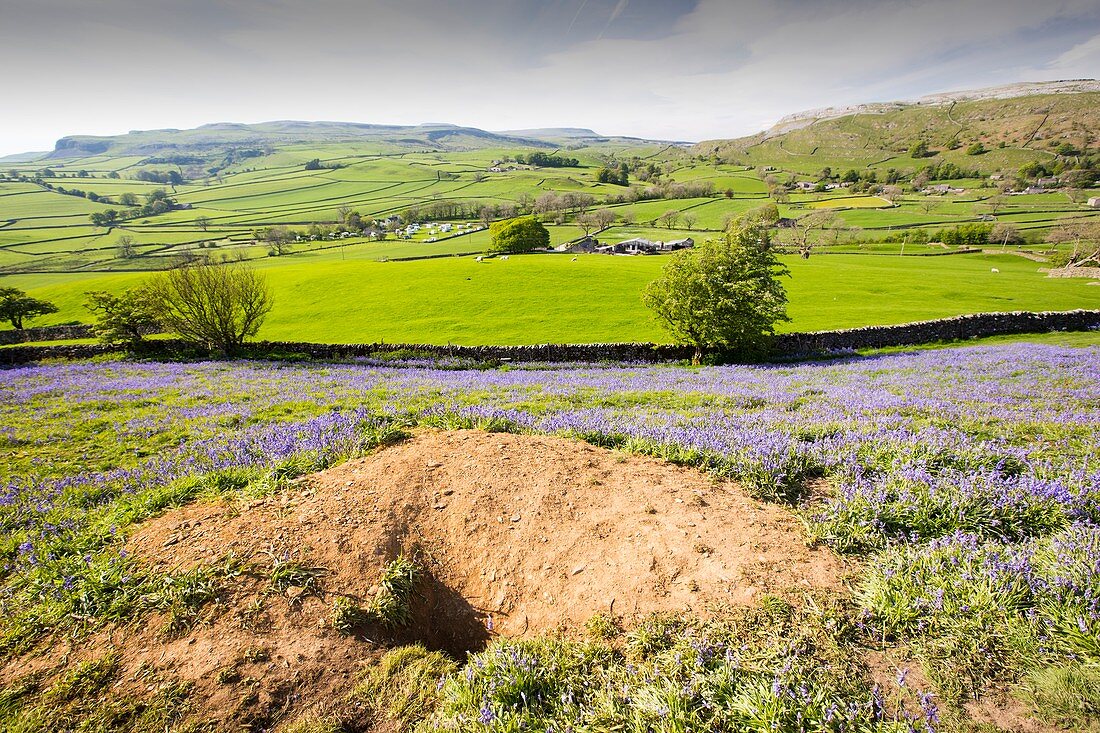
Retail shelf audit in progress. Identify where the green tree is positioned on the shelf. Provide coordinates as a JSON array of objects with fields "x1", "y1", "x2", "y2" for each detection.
[
  {"x1": 145, "y1": 262, "x2": 272, "y2": 355},
  {"x1": 89, "y1": 209, "x2": 120, "y2": 228},
  {"x1": 84, "y1": 288, "x2": 161, "y2": 350},
  {"x1": 487, "y1": 217, "x2": 549, "y2": 254},
  {"x1": 909, "y1": 141, "x2": 931, "y2": 158},
  {"x1": 966, "y1": 142, "x2": 986, "y2": 156},
  {"x1": 0, "y1": 288, "x2": 59, "y2": 329},
  {"x1": 642, "y1": 218, "x2": 790, "y2": 363}
]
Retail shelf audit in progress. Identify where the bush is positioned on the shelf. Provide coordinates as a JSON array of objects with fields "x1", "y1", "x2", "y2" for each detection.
[
  {"x1": 84, "y1": 288, "x2": 161, "y2": 350},
  {"x1": 145, "y1": 262, "x2": 272, "y2": 355}
]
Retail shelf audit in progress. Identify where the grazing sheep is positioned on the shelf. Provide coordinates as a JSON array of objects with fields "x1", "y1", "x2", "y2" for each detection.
[
  {"x1": 571, "y1": 257, "x2": 578, "y2": 262},
  {"x1": 475, "y1": 256, "x2": 483, "y2": 262},
  {"x1": 991, "y1": 267, "x2": 999, "y2": 273}
]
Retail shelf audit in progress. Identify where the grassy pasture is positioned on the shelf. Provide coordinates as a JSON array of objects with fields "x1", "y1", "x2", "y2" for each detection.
[
  {"x1": 807, "y1": 195, "x2": 893, "y2": 209},
  {"x1": 4, "y1": 249, "x2": 1094, "y2": 344}
]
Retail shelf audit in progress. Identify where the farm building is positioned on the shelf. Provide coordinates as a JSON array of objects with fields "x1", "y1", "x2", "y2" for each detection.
[
  {"x1": 596, "y1": 237, "x2": 694, "y2": 255},
  {"x1": 558, "y1": 236, "x2": 600, "y2": 253}
]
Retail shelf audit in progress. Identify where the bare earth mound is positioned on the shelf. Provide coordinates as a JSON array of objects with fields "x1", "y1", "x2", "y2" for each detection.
[
  {"x1": 8, "y1": 430, "x2": 846, "y2": 729},
  {"x1": 131, "y1": 429, "x2": 844, "y2": 636}
]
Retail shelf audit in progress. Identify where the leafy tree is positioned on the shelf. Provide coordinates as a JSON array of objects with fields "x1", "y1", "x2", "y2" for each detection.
[
  {"x1": 642, "y1": 218, "x2": 790, "y2": 363},
  {"x1": 1019, "y1": 162, "x2": 1049, "y2": 180},
  {"x1": 596, "y1": 167, "x2": 628, "y2": 185},
  {"x1": 908, "y1": 141, "x2": 931, "y2": 158},
  {"x1": 118, "y1": 192, "x2": 138, "y2": 207},
  {"x1": 487, "y1": 217, "x2": 549, "y2": 254},
  {"x1": 145, "y1": 262, "x2": 272, "y2": 355},
  {"x1": 0, "y1": 288, "x2": 59, "y2": 329},
  {"x1": 89, "y1": 209, "x2": 120, "y2": 228},
  {"x1": 195, "y1": 216, "x2": 211, "y2": 232},
  {"x1": 966, "y1": 142, "x2": 987, "y2": 156},
  {"x1": 745, "y1": 203, "x2": 780, "y2": 227},
  {"x1": 304, "y1": 158, "x2": 323, "y2": 171},
  {"x1": 84, "y1": 288, "x2": 161, "y2": 350},
  {"x1": 514, "y1": 152, "x2": 578, "y2": 168},
  {"x1": 1062, "y1": 169, "x2": 1096, "y2": 188},
  {"x1": 938, "y1": 223, "x2": 994, "y2": 246}
]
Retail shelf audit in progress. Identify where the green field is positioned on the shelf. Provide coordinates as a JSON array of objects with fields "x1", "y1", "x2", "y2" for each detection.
[
  {"x1": 807, "y1": 195, "x2": 893, "y2": 209},
  {"x1": 3, "y1": 249, "x2": 1094, "y2": 344}
]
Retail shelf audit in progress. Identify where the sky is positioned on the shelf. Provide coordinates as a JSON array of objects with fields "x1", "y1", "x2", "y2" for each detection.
[{"x1": 1, "y1": 0, "x2": 1099, "y2": 156}]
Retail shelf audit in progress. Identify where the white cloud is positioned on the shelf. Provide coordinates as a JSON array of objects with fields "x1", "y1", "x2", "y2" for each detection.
[
  {"x1": 0, "y1": 0, "x2": 1097, "y2": 155},
  {"x1": 1045, "y1": 32, "x2": 1100, "y2": 72}
]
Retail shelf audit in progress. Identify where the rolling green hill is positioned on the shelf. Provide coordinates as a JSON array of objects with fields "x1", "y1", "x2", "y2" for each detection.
[
  {"x1": 46, "y1": 121, "x2": 562, "y2": 160},
  {"x1": 694, "y1": 83, "x2": 1100, "y2": 176}
]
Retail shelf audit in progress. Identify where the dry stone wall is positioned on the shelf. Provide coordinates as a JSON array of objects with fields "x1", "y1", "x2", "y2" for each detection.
[
  {"x1": 0, "y1": 325, "x2": 94, "y2": 345},
  {"x1": 1, "y1": 310, "x2": 1097, "y2": 366}
]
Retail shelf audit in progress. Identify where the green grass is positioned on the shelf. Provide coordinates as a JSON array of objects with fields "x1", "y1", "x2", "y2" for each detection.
[
  {"x1": 808, "y1": 195, "x2": 893, "y2": 209},
  {"x1": 2, "y1": 250, "x2": 1095, "y2": 344}
]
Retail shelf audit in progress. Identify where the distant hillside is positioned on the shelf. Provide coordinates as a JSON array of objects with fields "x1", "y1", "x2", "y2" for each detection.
[
  {"x1": 47, "y1": 121, "x2": 564, "y2": 160},
  {"x1": 498, "y1": 127, "x2": 691, "y2": 147},
  {"x1": 694, "y1": 81, "x2": 1100, "y2": 175}
]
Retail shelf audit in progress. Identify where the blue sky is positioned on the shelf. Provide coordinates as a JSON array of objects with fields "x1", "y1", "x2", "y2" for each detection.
[{"x1": 0, "y1": 0, "x2": 1098, "y2": 155}]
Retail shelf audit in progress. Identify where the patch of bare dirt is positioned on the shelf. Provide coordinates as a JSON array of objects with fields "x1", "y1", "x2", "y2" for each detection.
[
  {"x1": 967, "y1": 692, "x2": 1064, "y2": 733},
  {"x1": 5, "y1": 430, "x2": 848, "y2": 730}
]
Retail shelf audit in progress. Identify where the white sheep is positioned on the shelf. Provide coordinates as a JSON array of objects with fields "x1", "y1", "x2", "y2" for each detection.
[{"x1": 991, "y1": 267, "x2": 999, "y2": 273}]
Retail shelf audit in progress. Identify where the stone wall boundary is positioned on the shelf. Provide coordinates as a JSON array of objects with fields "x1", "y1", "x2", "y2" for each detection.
[{"x1": 1, "y1": 310, "x2": 1097, "y2": 365}]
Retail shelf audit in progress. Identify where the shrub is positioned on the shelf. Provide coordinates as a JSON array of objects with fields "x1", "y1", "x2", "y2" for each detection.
[{"x1": 145, "y1": 262, "x2": 272, "y2": 355}]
